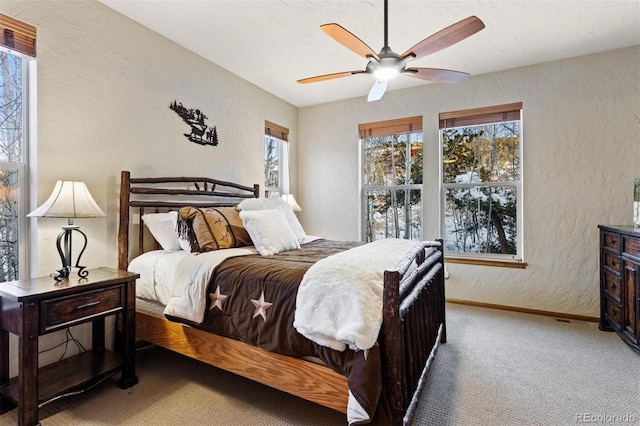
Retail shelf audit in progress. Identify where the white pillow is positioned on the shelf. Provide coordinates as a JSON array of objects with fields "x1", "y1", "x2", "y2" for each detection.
[
  {"x1": 141, "y1": 212, "x2": 182, "y2": 251},
  {"x1": 239, "y1": 209, "x2": 300, "y2": 256},
  {"x1": 237, "y1": 197, "x2": 306, "y2": 243},
  {"x1": 237, "y1": 198, "x2": 274, "y2": 211}
]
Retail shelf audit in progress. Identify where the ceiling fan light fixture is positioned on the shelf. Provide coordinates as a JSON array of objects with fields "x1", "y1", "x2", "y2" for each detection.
[
  {"x1": 297, "y1": 0, "x2": 485, "y2": 102},
  {"x1": 373, "y1": 66, "x2": 399, "y2": 80}
]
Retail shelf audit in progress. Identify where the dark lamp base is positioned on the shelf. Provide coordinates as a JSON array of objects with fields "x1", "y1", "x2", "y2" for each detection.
[{"x1": 53, "y1": 226, "x2": 89, "y2": 281}]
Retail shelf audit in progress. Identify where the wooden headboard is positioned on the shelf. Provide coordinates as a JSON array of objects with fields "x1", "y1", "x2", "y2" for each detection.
[{"x1": 117, "y1": 170, "x2": 259, "y2": 270}]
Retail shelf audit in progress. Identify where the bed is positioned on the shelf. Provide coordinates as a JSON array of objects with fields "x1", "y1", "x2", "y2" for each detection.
[{"x1": 117, "y1": 170, "x2": 446, "y2": 425}]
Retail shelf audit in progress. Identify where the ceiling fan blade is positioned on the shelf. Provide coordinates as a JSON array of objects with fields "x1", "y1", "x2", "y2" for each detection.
[
  {"x1": 320, "y1": 23, "x2": 380, "y2": 61},
  {"x1": 401, "y1": 16, "x2": 485, "y2": 61},
  {"x1": 367, "y1": 79, "x2": 388, "y2": 102},
  {"x1": 297, "y1": 70, "x2": 364, "y2": 84},
  {"x1": 406, "y1": 68, "x2": 470, "y2": 83}
]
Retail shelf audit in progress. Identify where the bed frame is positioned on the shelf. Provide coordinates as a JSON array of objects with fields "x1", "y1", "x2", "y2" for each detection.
[{"x1": 117, "y1": 170, "x2": 446, "y2": 425}]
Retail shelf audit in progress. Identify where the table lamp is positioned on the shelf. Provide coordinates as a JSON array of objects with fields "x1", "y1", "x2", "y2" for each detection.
[
  {"x1": 28, "y1": 180, "x2": 106, "y2": 281},
  {"x1": 281, "y1": 194, "x2": 302, "y2": 212}
]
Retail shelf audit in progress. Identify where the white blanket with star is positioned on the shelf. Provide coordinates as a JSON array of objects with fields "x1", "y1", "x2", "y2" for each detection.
[
  {"x1": 293, "y1": 238, "x2": 418, "y2": 351},
  {"x1": 163, "y1": 247, "x2": 259, "y2": 323}
]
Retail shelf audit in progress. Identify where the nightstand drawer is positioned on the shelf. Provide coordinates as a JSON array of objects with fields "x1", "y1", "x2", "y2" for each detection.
[{"x1": 40, "y1": 286, "x2": 124, "y2": 333}]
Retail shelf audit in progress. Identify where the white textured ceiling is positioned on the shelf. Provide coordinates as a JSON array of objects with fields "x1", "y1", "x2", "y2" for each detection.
[{"x1": 98, "y1": 0, "x2": 640, "y2": 107}]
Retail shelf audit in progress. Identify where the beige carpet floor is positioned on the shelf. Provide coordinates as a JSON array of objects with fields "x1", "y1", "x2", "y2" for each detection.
[{"x1": 1, "y1": 303, "x2": 638, "y2": 425}]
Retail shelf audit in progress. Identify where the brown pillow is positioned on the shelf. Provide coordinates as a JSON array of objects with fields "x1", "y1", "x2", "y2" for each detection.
[{"x1": 179, "y1": 206, "x2": 252, "y2": 251}]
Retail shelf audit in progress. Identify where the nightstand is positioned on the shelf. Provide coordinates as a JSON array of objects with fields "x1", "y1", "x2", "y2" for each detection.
[{"x1": 0, "y1": 267, "x2": 139, "y2": 426}]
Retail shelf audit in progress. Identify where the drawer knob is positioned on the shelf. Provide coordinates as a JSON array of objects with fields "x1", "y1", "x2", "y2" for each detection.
[{"x1": 75, "y1": 301, "x2": 101, "y2": 310}]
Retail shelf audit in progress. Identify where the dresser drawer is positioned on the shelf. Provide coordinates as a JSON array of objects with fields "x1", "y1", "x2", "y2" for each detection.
[
  {"x1": 603, "y1": 232, "x2": 621, "y2": 253},
  {"x1": 623, "y1": 236, "x2": 640, "y2": 260},
  {"x1": 602, "y1": 252, "x2": 622, "y2": 274},
  {"x1": 603, "y1": 296, "x2": 622, "y2": 331},
  {"x1": 603, "y1": 271, "x2": 622, "y2": 302},
  {"x1": 40, "y1": 286, "x2": 124, "y2": 333}
]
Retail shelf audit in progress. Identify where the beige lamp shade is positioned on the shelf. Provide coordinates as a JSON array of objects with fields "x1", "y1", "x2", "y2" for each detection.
[
  {"x1": 281, "y1": 194, "x2": 302, "y2": 212},
  {"x1": 28, "y1": 180, "x2": 106, "y2": 218}
]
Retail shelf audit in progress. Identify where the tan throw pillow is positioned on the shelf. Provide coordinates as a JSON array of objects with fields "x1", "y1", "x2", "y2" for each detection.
[{"x1": 179, "y1": 206, "x2": 252, "y2": 251}]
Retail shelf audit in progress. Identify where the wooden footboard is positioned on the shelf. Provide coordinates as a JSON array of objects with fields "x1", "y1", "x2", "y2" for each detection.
[
  {"x1": 381, "y1": 240, "x2": 445, "y2": 425},
  {"x1": 136, "y1": 310, "x2": 349, "y2": 413}
]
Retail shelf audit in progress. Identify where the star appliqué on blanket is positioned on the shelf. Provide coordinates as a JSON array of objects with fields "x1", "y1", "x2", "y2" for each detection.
[
  {"x1": 208, "y1": 285, "x2": 228, "y2": 311},
  {"x1": 251, "y1": 291, "x2": 273, "y2": 321}
]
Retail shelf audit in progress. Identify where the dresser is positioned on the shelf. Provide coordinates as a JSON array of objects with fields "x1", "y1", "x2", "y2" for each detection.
[{"x1": 598, "y1": 225, "x2": 640, "y2": 353}]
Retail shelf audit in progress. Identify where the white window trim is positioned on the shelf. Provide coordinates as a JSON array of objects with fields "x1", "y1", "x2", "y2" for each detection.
[
  {"x1": 0, "y1": 47, "x2": 34, "y2": 280},
  {"x1": 264, "y1": 135, "x2": 286, "y2": 197},
  {"x1": 27, "y1": 50, "x2": 36, "y2": 279}
]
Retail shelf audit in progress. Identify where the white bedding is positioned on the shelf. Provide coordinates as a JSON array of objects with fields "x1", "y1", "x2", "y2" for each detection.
[
  {"x1": 127, "y1": 239, "x2": 324, "y2": 313},
  {"x1": 128, "y1": 250, "x2": 190, "y2": 305},
  {"x1": 128, "y1": 247, "x2": 260, "y2": 322},
  {"x1": 293, "y1": 238, "x2": 419, "y2": 351},
  {"x1": 163, "y1": 247, "x2": 259, "y2": 322},
  {"x1": 129, "y1": 236, "x2": 414, "y2": 344}
]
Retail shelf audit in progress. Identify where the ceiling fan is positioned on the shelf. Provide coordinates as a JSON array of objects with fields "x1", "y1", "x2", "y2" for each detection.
[{"x1": 297, "y1": 0, "x2": 485, "y2": 102}]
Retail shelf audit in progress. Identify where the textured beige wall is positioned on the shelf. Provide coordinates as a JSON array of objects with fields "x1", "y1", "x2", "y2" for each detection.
[
  {"x1": 298, "y1": 46, "x2": 640, "y2": 317},
  {"x1": 6, "y1": 0, "x2": 298, "y2": 272},
  {"x1": 4, "y1": 0, "x2": 297, "y2": 374}
]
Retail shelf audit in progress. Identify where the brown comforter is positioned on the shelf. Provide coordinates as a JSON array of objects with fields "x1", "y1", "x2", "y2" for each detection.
[{"x1": 165, "y1": 239, "x2": 386, "y2": 423}]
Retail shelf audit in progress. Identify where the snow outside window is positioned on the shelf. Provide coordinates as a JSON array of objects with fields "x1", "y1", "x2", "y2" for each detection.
[
  {"x1": 440, "y1": 105, "x2": 523, "y2": 261},
  {"x1": 361, "y1": 128, "x2": 423, "y2": 243}
]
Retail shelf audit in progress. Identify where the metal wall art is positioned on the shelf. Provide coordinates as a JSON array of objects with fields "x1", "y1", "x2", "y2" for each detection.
[{"x1": 170, "y1": 100, "x2": 218, "y2": 146}]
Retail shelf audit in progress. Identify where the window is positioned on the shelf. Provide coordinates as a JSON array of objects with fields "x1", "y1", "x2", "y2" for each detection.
[
  {"x1": 360, "y1": 116, "x2": 423, "y2": 242},
  {"x1": 440, "y1": 102, "x2": 523, "y2": 262},
  {"x1": 0, "y1": 14, "x2": 35, "y2": 281},
  {"x1": 264, "y1": 121, "x2": 289, "y2": 198}
]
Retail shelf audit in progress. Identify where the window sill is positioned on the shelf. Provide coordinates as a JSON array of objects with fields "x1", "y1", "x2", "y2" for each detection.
[{"x1": 445, "y1": 256, "x2": 528, "y2": 269}]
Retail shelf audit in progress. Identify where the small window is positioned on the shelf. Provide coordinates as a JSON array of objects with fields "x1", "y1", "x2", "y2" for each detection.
[
  {"x1": 359, "y1": 116, "x2": 423, "y2": 242},
  {"x1": 1, "y1": 14, "x2": 36, "y2": 281},
  {"x1": 264, "y1": 121, "x2": 289, "y2": 198},
  {"x1": 440, "y1": 103, "x2": 523, "y2": 261}
]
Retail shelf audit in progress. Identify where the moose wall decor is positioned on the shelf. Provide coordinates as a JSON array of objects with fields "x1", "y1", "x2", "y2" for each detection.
[{"x1": 170, "y1": 100, "x2": 218, "y2": 146}]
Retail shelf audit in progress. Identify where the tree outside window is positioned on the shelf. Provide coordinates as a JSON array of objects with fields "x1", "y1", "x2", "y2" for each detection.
[
  {"x1": 264, "y1": 135, "x2": 282, "y2": 198},
  {"x1": 264, "y1": 121, "x2": 289, "y2": 199},
  {"x1": 440, "y1": 103, "x2": 522, "y2": 260},
  {"x1": 1, "y1": 15, "x2": 35, "y2": 281},
  {"x1": 360, "y1": 117, "x2": 423, "y2": 242},
  {"x1": 0, "y1": 48, "x2": 27, "y2": 282}
]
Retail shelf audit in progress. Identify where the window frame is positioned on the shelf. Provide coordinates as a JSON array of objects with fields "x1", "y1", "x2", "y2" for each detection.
[
  {"x1": 264, "y1": 121, "x2": 289, "y2": 199},
  {"x1": 0, "y1": 44, "x2": 32, "y2": 280},
  {"x1": 359, "y1": 116, "x2": 423, "y2": 242},
  {"x1": 264, "y1": 134, "x2": 284, "y2": 198},
  {"x1": 439, "y1": 103, "x2": 524, "y2": 265}
]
